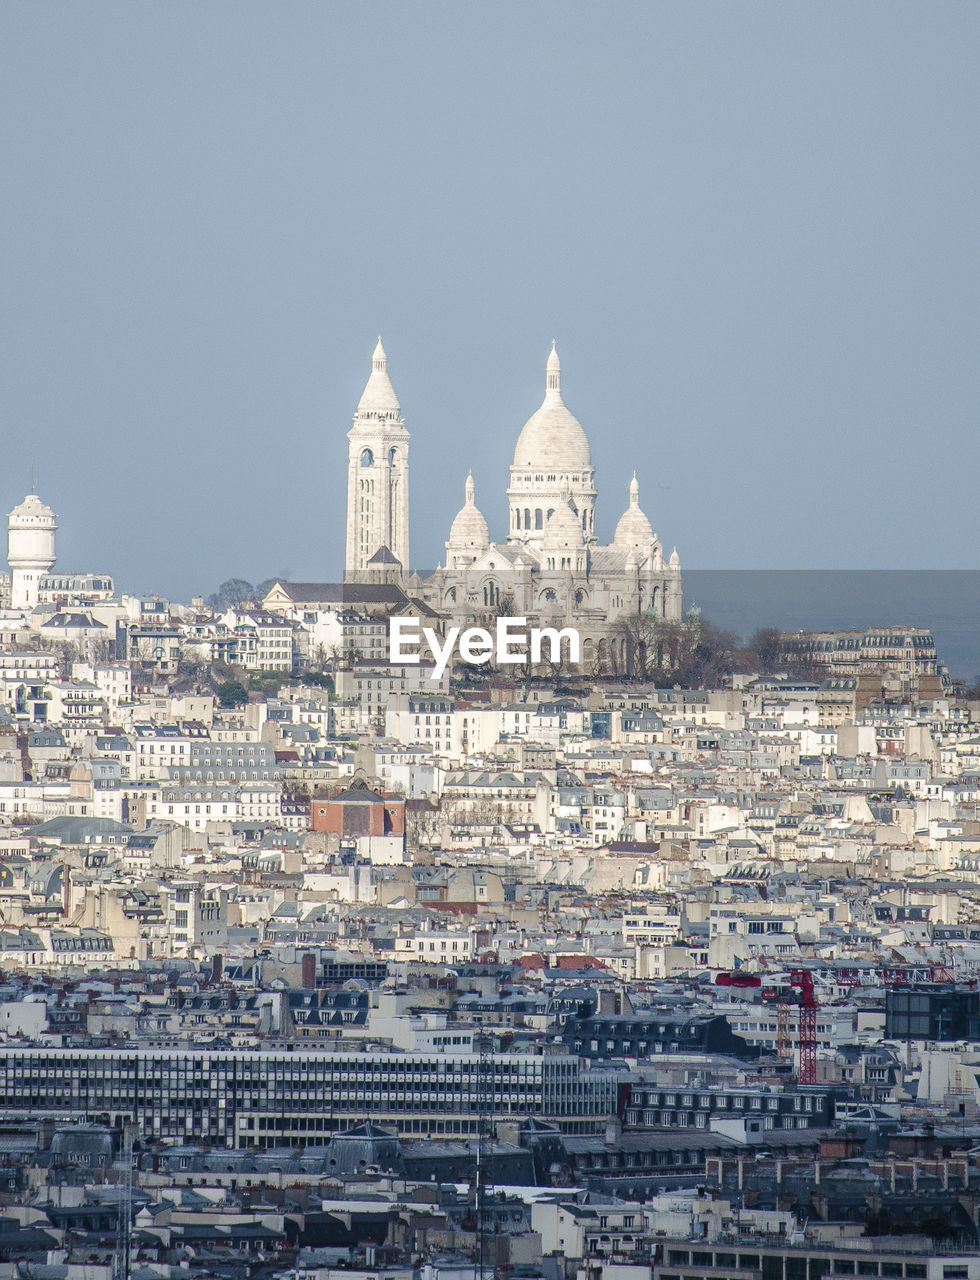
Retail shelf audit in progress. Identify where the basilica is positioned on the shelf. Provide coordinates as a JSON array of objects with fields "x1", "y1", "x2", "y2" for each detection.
[{"x1": 344, "y1": 339, "x2": 681, "y2": 667}]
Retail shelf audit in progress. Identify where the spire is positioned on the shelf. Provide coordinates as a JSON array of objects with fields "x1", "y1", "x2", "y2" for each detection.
[
  {"x1": 356, "y1": 336, "x2": 401, "y2": 415},
  {"x1": 546, "y1": 341, "x2": 561, "y2": 395},
  {"x1": 629, "y1": 471, "x2": 639, "y2": 504},
  {"x1": 464, "y1": 470, "x2": 475, "y2": 504}
]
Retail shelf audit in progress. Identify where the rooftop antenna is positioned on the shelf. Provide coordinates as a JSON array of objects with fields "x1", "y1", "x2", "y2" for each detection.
[
  {"x1": 475, "y1": 1029, "x2": 495, "y2": 1280},
  {"x1": 30, "y1": 460, "x2": 37, "y2": 494},
  {"x1": 113, "y1": 1120, "x2": 133, "y2": 1280}
]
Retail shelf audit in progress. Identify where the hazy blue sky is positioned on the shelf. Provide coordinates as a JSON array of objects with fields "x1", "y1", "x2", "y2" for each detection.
[{"x1": 2, "y1": 2, "x2": 978, "y2": 600}]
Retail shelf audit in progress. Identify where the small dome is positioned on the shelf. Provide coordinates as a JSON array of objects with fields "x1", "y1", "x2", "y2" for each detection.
[
  {"x1": 355, "y1": 337, "x2": 401, "y2": 415},
  {"x1": 9, "y1": 493, "x2": 56, "y2": 523},
  {"x1": 447, "y1": 472, "x2": 489, "y2": 549},
  {"x1": 669, "y1": 546, "x2": 681, "y2": 567},
  {"x1": 614, "y1": 473, "x2": 655, "y2": 548},
  {"x1": 512, "y1": 345, "x2": 592, "y2": 471},
  {"x1": 543, "y1": 497, "x2": 584, "y2": 546}
]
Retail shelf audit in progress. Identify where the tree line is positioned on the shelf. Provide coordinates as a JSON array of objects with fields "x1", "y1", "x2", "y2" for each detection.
[
  {"x1": 613, "y1": 613, "x2": 825, "y2": 687},
  {"x1": 206, "y1": 577, "x2": 283, "y2": 610}
]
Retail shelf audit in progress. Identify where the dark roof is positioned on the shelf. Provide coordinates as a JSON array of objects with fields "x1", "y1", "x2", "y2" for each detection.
[
  {"x1": 43, "y1": 612, "x2": 108, "y2": 629},
  {"x1": 366, "y1": 545, "x2": 402, "y2": 565},
  {"x1": 329, "y1": 780, "x2": 387, "y2": 804},
  {"x1": 28, "y1": 816, "x2": 132, "y2": 841},
  {"x1": 265, "y1": 581, "x2": 410, "y2": 606},
  {"x1": 336, "y1": 1121, "x2": 396, "y2": 1139}
]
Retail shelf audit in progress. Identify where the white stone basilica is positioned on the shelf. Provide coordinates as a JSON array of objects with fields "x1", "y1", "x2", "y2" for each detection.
[{"x1": 344, "y1": 340, "x2": 681, "y2": 662}]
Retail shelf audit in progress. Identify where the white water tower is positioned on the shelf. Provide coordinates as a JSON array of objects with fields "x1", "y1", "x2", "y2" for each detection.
[{"x1": 7, "y1": 493, "x2": 57, "y2": 610}]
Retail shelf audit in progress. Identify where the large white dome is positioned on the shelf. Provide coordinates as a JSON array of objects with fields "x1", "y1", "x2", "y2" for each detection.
[{"x1": 511, "y1": 345, "x2": 592, "y2": 471}]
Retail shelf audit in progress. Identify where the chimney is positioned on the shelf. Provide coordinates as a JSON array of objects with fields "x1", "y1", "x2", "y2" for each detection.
[
  {"x1": 496, "y1": 1120, "x2": 521, "y2": 1147},
  {"x1": 597, "y1": 989, "x2": 619, "y2": 1015},
  {"x1": 211, "y1": 955, "x2": 222, "y2": 984},
  {"x1": 302, "y1": 952, "x2": 317, "y2": 989}
]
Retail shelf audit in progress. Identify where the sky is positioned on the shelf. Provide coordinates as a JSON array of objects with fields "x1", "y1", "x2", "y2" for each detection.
[{"x1": 1, "y1": 2, "x2": 978, "y2": 601}]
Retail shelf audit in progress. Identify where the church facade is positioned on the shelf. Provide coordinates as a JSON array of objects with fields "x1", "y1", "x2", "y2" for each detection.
[{"x1": 344, "y1": 340, "x2": 682, "y2": 670}]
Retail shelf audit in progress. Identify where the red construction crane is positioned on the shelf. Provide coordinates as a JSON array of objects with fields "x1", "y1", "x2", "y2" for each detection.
[
  {"x1": 789, "y1": 969, "x2": 818, "y2": 1085},
  {"x1": 714, "y1": 972, "x2": 762, "y2": 989}
]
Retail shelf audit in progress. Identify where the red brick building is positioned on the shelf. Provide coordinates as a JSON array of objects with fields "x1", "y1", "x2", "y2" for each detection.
[{"x1": 310, "y1": 779, "x2": 406, "y2": 838}]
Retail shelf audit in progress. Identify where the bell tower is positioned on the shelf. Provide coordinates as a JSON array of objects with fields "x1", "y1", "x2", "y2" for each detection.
[{"x1": 344, "y1": 339, "x2": 410, "y2": 582}]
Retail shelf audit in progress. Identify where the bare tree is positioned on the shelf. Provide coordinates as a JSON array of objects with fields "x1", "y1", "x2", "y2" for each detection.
[
  {"x1": 406, "y1": 800, "x2": 442, "y2": 850},
  {"x1": 312, "y1": 643, "x2": 332, "y2": 670},
  {"x1": 207, "y1": 578, "x2": 255, "y2": 610},
  {"x1": 88, "y1": 635, "x2": 115, "y2": 664},
  {"x1": 747, "y1": 627, "x2": 783, "y2": 674},
  {"x1": 468, "y1": 590, "x2": 520, "y2": 677},
  {"x1": 177, "y1": 653, "x2": 211, "y2": 685},
  {"x1": 616, "y1": 613, "x2": 661, "y2": 682},
  {"x1": 339, "y1": 640, "x2": 362, "y2": 669},
  {"x1": 52, "y1": 641, "x2": 80, "y2": 678}
]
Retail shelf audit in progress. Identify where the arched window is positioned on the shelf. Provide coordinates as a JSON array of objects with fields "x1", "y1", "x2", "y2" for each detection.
[
  {"x1": 388, "y1": 447, "x2": 397, "y2": 466},
  {"x1": 524, "y1": 508, "x2": 531, "y2": 529},
  {"x1": 360, "y1": 448, "x2": 373, "y2": 467},
  {"x1": 582, "y1": 509, "x2": 587, "y2": 528},
  {"x1": 534, "y1": 509, "x2": 543, "y2": 530},
  {"x1": 547, "y1": 508, "x2": 555, "y2": 521},
  {"x1": 575, "y1": 589, "x2": 585, "y2": 605},
  {"x1": 514, "y1": 509, "x2": 521, "y2": 529}
]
